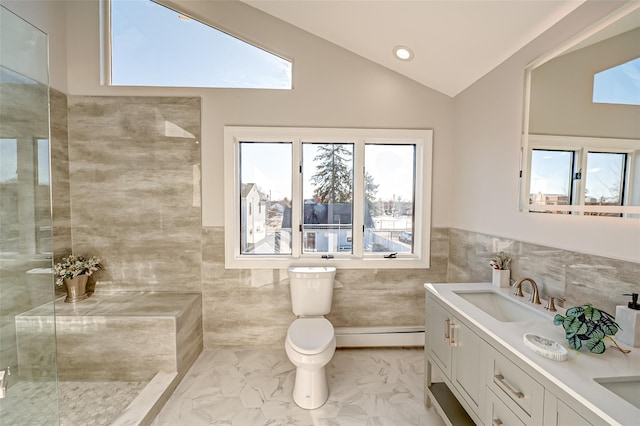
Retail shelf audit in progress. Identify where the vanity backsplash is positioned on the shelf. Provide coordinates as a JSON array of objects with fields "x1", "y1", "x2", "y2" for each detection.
[{"x1": 447, "y1": 228, "x2": 639, "y2": 315}]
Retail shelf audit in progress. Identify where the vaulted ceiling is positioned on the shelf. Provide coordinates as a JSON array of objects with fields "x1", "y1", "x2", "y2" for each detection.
[{"x1": 242, "y1": 0, "x2": 585, "y2": 97}]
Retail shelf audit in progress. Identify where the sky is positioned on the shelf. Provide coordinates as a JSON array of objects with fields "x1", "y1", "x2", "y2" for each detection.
[
  {"x1": 593, "y1": 57, "x2": 640, "y2": 106},
  {"x1": 111, "y1": 0, "x2": 291, "y2": 89},
  {"x1": 240, "y1": 142, "x2": 415, "y2": 203},
  {"x1": 530, "y1": 149, "x2": 624, "y2": 201},
  {"x1": 0, "y1": 138, "x2": 49, "y2": 185},
  {"x1": 109, "y1": 0, "x2": 633, "y2": 205},
  {"x1": 0, "y1": 138, "x2": 17, "y2": 182}
]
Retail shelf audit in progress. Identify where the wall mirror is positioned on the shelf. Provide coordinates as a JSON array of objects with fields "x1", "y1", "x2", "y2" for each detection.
[{"x1": 520, "y1": 2, "x2": 640, "y2": 218}]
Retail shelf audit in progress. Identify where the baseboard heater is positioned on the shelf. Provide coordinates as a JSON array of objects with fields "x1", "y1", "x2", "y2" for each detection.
[{"x1": 335, "y1": 326, "x2": 425, "y2": 348}]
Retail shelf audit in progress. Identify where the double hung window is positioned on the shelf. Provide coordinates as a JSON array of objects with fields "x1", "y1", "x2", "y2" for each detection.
[{"x1": 224, "y1": 127, "x2": 433, "y2": 269}]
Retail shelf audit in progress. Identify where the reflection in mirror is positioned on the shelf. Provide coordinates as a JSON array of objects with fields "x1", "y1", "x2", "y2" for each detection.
[{"x1": 521, "y1": 2, "x2": 640, "y2": 218}]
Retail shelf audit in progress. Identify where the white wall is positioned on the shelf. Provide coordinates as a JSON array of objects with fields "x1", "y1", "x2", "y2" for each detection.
[
  {"x1": 530, "y1": 27, "x2": 640, "y2": 138},
  {"x1": 59, "y1": 0, "x2": 455, "y2": 229},
  {"x1": 8, "y1": 0, "x2": 637, "y2": 263},
  {"x1": 452, "y1": 0, "x2": 640, "y2": 263}
]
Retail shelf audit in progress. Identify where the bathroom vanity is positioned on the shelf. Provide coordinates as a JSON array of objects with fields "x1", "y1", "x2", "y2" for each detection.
[{"x1": 424, "y1": 283, "x2": 640, "y2": 426}]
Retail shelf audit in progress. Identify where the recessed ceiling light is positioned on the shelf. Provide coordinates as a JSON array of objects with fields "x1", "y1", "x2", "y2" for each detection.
[{"x1": 393, "y1": 46, "x2": 414, "y2": 61}]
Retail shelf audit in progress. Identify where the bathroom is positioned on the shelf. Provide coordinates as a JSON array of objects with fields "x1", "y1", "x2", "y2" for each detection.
[{"x1": 0, "y1": 0, "x2": 638, "y2": 424}]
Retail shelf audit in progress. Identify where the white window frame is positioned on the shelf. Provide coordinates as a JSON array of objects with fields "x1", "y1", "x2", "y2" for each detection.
[
  {"x1": 522, "y1": 134, "x2": 640, "y2": 216},
  {"x1": 224, "y1": 126, "x2": 433, "y2": 269}
]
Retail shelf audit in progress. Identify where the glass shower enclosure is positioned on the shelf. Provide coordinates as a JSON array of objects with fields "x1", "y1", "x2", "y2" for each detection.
[{"x1": 0, "y1": 5, "x2": 59, "y2": 424}]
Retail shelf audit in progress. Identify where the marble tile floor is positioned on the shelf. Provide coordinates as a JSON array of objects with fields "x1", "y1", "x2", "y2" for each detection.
[
  {"x1": 0, "y1": 379, "x2": 146, "y2": 426},
  {"x1": 153, "y1": 347, "x2": 446, "y2": 426}
]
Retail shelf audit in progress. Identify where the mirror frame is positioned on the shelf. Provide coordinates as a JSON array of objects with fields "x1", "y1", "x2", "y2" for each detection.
[{"x1": 520, "y1": 1, "x2": 640, "y2": 217}]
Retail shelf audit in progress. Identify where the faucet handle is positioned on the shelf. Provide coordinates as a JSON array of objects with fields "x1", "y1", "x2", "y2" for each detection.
[
  {"x1": 545, "y1": 297, "x2": 564, "y2": 312},
  {"x1": 513, "y1": 286, "x2": 524, "y2": 297}
]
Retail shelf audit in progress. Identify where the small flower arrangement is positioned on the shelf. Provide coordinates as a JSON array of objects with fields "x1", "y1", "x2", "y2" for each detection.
[
  {"x1": 54, "y1": 254, "x2": 103, "y2": 287},
  {"x1": 489, "y1": 251, "x2": 511, "y2": 270}
]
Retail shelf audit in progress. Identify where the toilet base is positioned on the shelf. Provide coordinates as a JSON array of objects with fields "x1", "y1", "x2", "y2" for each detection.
[{"x1": 292, "y1": 366, "x2": 329, "y2": 409}]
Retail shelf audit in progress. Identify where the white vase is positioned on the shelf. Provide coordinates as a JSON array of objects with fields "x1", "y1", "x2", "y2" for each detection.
[{"x1": 492, "y1": 269, "x2": 510, "y2": 288}]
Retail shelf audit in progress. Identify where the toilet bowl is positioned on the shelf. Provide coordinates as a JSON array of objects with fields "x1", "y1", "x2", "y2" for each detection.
[
  {"x1": 286, "y1": 266, "x2": 336, "y2": 409},
  {"x1": 285, "y1": 317, "x2": 336, "y2": 409}
]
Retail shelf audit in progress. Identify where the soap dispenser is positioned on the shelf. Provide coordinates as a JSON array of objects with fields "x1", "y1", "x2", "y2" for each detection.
[{"x1": 615, "y1": 293, "x2": 640, "y2": 347}]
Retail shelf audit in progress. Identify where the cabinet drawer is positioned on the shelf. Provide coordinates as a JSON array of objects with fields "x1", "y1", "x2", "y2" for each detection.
[
  {"x1": 487, "y1": 348, "x2": 544, "y2": 425},
  {"x1": 486, "y1": 388, "x2": 526, "y2": 426}
]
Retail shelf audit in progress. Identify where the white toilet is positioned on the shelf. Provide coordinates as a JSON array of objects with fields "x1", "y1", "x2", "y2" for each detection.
[{"x1": 285, "y1": 266, "x2": 337, "y2": 409}]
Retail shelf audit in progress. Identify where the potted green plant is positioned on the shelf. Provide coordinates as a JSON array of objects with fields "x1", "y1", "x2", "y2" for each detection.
[
  {"x1": 54, "y1": 255, "x2": 103, "y2": 303},
  {"x1": 553, "y1": 304, "x2": 630, "y2": 354}
]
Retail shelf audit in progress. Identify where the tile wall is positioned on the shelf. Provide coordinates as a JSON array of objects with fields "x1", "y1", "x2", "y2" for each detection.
[
  {"x1": 448, "y1": 228, "x2": 640, "y2": 315},
  {"x1": 66, "y1": 96, "x2": 202, "y2": 292},
  {"x1": 53, "y1": 94, "x2": 639, "y2": 349},
  {"x1": 201, "y1": 227, "x2": 449, "y2": 347},
  {"x1": 50, "y1": 88, "x2": 72, "y2": 263}
]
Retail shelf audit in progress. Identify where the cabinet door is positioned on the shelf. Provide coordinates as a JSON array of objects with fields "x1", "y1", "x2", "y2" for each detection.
[
  {"x1": 543, "y1": 392, "x2": 593, "y2": 426},
  {"x1": 557, "y1": 401, "x2": 592, "y2": 426},
  {"x1": 451, "y1": 316, "x2": 485, "y2": 414},
  {"x1": 426, "y1": 297, "x2": 452, "y2": 378}
]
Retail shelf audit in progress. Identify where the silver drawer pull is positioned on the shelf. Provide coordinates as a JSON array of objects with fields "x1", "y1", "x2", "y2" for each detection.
[
  {"x1": 494, "y1": 374, "x2": 524, "y2": 398},
  {"x1": 493, "y1": 419, "x2": 503, "y2": 426},
  {"x1": 444, "y1": 319, "x2": 450, "y2": 341}
]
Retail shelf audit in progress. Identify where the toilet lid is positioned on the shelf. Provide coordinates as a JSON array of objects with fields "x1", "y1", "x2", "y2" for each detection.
[{"x1": 287, "y1": 318, "x2": 334, "y2": 355}]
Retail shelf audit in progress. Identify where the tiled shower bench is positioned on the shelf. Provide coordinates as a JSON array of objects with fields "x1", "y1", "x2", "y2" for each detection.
[
  {"x1": 16, "y1": 292, "x2": 202, "y2": 425},
  {"x1": 16, "y1": 291, "x2": 202, "y2": 381}
]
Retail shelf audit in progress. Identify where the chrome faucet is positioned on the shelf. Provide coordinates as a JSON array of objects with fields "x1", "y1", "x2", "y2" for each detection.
[
  {"x1": 0, "y1": 366, "x2": 9, "y2": 399},
  {"x1": 513, "y1": 277, "x2": 541, "y2": 305}
]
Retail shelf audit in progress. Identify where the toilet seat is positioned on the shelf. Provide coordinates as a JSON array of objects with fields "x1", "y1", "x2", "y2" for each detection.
[{"x1": 287, "y1": 318, "x2": 334, "y2": 355}]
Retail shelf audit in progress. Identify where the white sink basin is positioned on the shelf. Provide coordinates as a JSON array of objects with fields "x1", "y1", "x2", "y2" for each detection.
[
  {"x1": 594, "y1": 377, "x2": 640, "y2": 409},
  {"x1": 454, "y1": 290, "x2": 549, "y2": 322}
]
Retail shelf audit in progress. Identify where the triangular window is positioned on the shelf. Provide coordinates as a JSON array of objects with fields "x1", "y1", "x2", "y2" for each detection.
[
  {"x1": 110, "y1": 0, "x2": 292, "y2": 89},
  {"x1": 592, "y1": 57, "x2": 640, "y2": 106}
]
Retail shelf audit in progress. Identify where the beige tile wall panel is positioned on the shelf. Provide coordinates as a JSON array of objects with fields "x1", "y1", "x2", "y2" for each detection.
[
  {"x1": 66, "y1": 96, "x2": 202, "y2": 292},
  {"x1": 447, "y1": 228, "x2": 640, "y2": 315},
  {"x1": 49, "y1": 88, "x2": 72, "y2": 262},
  {"x1": 201, "y1": 227, "x2": 449, "y2": 348}
]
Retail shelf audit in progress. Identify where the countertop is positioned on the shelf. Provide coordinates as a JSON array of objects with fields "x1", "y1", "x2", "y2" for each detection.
[{"x1": 425, "y1": 282, "x2": 640, "y2": 426}]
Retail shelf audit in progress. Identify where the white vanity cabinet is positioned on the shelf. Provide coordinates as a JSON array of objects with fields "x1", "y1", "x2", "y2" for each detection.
[
  {"x1": 423, "y1": 284, "x2": 637, "y2": 426},
  {"x1": 426, "y1": 296, "x2": 485, "y2": 424}
]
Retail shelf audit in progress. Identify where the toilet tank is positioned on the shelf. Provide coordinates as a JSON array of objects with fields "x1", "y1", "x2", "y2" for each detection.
[{"x1": 288, "y1": 267, "x2": 336, "y2": 316}]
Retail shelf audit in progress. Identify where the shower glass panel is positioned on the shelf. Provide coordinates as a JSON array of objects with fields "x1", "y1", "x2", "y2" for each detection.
[{"x1": 0, "y1": 5, "x2": 59, "y2": 425}]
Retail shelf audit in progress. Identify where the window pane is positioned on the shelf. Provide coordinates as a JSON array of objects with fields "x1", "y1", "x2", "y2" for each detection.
[
  {"x1": 111, "y1": 0, "x2": 292, "y2": 89},
  {"x1": 364, "y1": 144, "x2": 415, "y2": 253},
  {"x1": 530, "y1": 149, "x2": 573, "y2": 210},
  {"x1": 302, "y1": 143, "x2": 353, "y2": 254},
  {"x1": 0, "y1": 138, "x2": 17, "y2": 183},
  {"x1": 37, "y1": 139, "x2": 49, "y2": 185},
  {"x1": 593, "y1": 58, "x2": 640, "y2": 106},
  {"x1": 239, "y1": 142, "x2": 292, "y2": 255},
  {"x1": 585, "y1": 152, "x2": 626, "y2": 214}
]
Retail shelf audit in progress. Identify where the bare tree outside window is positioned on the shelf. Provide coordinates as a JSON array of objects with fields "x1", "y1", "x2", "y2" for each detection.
[{"x1": 310, "y1": 144, "x2": 353, "y2": 203}]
